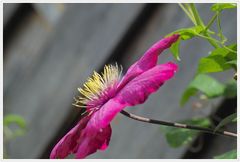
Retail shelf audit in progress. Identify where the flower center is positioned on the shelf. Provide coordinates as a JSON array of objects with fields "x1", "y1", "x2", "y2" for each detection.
[{"x1": 73, "y1": 63, "x2": 122, "y2": 112}]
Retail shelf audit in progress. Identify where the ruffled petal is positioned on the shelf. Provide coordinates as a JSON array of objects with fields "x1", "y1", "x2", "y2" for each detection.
[
  {"x1": 50, "y1": 115, "x2": 90, "y2": 159},
  {"x1": 75, "y1": 124, "x2": 112, "y2": 158},
  {"x1": 116, "y1": 62, "x2": 178, "y2": 106},
  {"x1": 50, "y1": 115, "x2": 112, "y2": 159},
  {"x1": 118, "y1": 34, "x2": 179, "y2": 90}
]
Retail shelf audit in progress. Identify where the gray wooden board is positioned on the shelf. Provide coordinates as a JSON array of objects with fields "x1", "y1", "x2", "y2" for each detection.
[
  {"x1": 3, "y1": 3, "x2": 20, "y2": 27},
  {"x1": 4, "y1": 4, "x2": 145, "y2": 158},
  {"x1": 88, "y1": 4, "x2": 237, "y2": 159},
  {"x1": 4, "y1": 3, "x2": 236, "y2": 159}
]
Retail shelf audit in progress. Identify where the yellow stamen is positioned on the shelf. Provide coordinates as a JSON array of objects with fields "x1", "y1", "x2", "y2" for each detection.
[{"x1": 73, "y1": 63, "x2": 122, "y2": 108}]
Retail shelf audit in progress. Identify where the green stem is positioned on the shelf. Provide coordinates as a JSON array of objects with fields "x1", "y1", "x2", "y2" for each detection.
[
  {"x1": 216, "y1": 12, "x2": 226, "y2": 43},
  {"x1": 178, "y1": 3, "x2": 196, "y2": 25},
  {"x1": 195, "y1": 33, "x2": 237, "y2": 53},
  {"x1": 185, "y1": 3, "x2": 194, "y2": 18},
  {"x1": 222, "y1": 45, "x2": 237, "y2": 53},
  {"x1": 189, "y1": 4, "x2": 219, "y2": 48},
  {"x1": 204, "y1": 33, "x2": 219, "y2": 49},
  {"x1": 204, "y1": 13, "x2": 218, "y2": 32},
  {"x1": 189, "y1": 3, "x2": 204, "y2": 27}
]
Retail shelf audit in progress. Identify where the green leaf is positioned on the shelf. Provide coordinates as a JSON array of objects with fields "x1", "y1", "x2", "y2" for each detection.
[
  {"x1": 161, "y1": 118, "x2": 211, "y2": 148},
  {"x1": 209, "y1": 44, "x2": 236, "y2": 58},
  {"x1": 3, "y1": 114, "x2": 27, "y2": 139},
  {"x1": 223, "y1": 80, "x2": 237, "y2": 98},
  {"x1": 181, "y1": 88, "x2": 198, "y2": 106},
  {"x1": 226, "y1": 60, "x2": 237, "y2": 66},
  {"x1": 211, "y1": 3, "x2": 237, "y2": 12},
  {"x1": 167, "y1": 26, "x2": 204, "y2": 40},
  {"x1": 3, "y1": 114, "x2": 26, "y2": 129},
  {"x1": 170, "y1": 38, "x2": 181, "y2": 61},
  {"x1": 197, "y1": 44, "x2": 237, "y2": 73},
  {"x1": 181, "y1": 74, "x2": 225, "y2": 106},
  {"x1": 214, "y1": 149, "x2": 237, "y2": 159},
  {"x1": 214, "y1": 113, "x2": 237, "y2": 132},
  {"x1": 198, "y1": 55, "x2": 231, "y2": 73},
  {"x1": 225, "y1": 60, "x2": 237, "y2": 70}
]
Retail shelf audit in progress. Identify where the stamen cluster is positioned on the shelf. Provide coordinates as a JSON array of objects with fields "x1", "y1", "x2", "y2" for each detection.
[{"x1": 73, "y1": 63, "x2": 122, "y2": 111}]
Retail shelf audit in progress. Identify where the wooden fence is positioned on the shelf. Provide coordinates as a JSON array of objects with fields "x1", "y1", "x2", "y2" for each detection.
[{"x1": 3, "y1": 3, "x2": 236, "y2": 158}]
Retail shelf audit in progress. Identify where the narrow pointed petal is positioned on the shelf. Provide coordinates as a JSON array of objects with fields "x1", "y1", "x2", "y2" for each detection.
[
  {"x1": 118, "y1": 34, "x2": 179, "y2": 90},
  {"x1": 50, "y1": 116, "x2": 90, "y2": 159},
  {"x1": 116, "y1": 62, "x2": 178, "y2": 106}
]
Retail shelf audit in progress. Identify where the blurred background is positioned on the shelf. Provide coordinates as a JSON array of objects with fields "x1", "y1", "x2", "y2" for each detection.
[{"x1": 3, "y1": 3, "x2": 236, "y2": 159}]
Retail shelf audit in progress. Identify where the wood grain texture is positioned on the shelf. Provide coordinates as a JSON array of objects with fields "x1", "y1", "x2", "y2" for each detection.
[
  {"x1": 88, "y1": 4, "x2": 236, "y2": 159},
  {"x1": 4, "y1": 3, "x2": 236, "y2": 159},
  {"x1": 4, "y1": 4, "x2": 145, "y2": 158}
]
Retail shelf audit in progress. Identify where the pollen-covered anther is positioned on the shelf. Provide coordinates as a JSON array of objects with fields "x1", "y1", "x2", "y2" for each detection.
[{"x1": 73, "y1": 63, "x2": 122, "y2": 109}]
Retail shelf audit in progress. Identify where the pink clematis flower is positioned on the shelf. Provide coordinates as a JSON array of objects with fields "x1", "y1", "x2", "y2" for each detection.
[{"x1": 50, "y1": 34, "x2": 180, "y2": 159}]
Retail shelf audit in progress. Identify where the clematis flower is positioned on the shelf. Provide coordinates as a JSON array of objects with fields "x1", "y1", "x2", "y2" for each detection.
[{"x1": 50, "y1": 34, "x2": 180, "y2": 159}]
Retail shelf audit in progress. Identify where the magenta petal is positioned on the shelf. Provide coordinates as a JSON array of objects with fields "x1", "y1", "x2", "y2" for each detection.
[
  {"x1": 118, "y1": 34, "x2": 179, "y2": 90},
  {"x1": 84, "y1": 62, "x2": 177, "y2": 131},
  {"x1": 75, "y1": 124, "x2": 112, "y2": 158},
  {"x1": 50, "y1": 115, "x2": 90, "y2": 159},
  {"x1": 100, "y1": 141, "x2": 108, "y2": 150},
  {"x1": 87, "y1": 99, "x2": 127, "y2": 130},
  {"x1": 116, "y1": 62, "x2": 178, "y2": 106},
  {"x1": 50, "y1": 114, "x2": 112, "y2": 159},
  {"x1": 99, "y1": 125, "x2": 112, "y2": 150}
]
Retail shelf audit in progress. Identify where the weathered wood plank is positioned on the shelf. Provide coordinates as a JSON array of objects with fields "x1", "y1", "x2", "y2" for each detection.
[
  {"x1": 4, "y1": 4, "x2": 145, "y2": 158},
  {"x1": 3, "y1": 4, "x2": 20, "y2": 27},
  {"x1": 4, "y1": 3, "x2": 236, "y2": 159},
  {"x1": 88, "y1": 3, "x2": 236, "y2": 159}
]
